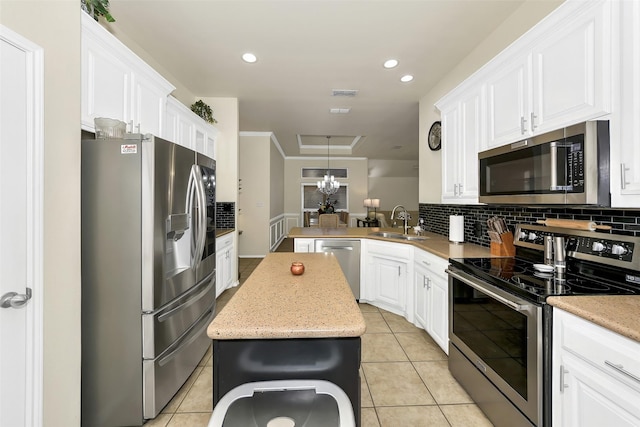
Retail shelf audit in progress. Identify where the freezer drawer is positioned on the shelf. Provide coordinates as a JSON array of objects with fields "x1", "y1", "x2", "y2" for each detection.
[
  {"x1": 143, "y1": 301, "x2": 215, "y2": 419},
  {"x1": 142, "y1": 271, "x2": 215, "y2": 359}
]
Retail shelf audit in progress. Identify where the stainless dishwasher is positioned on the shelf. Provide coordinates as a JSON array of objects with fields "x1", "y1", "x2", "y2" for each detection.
[{"x1": 314, "y1": 240, "x2": 360, "y2": 299}]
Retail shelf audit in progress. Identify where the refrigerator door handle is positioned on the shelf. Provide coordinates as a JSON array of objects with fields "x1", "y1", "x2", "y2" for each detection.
[
  {"x1": 157, "y1": 301, "x2": 215, "y2": 367},
  {"x1": 157, "y1": 271, "x2": 215, "y2": 322},
  {"x1": 194, "y1": 165, "x2": 207, "y2": 264},
  {"x1": 186, "y1": 165, "x2": 206, "y2": 269}
]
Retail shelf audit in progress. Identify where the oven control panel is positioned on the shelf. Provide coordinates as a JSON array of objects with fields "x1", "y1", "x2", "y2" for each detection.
[
  {"x1": 565, "y1": 236, "x2": 634, "y2": 262},
  {"x1": 514, "y1": 224, "x2": 640, "y2": 270},
  {"x1": 515, "y1": 228, "x2": 555, "y2": 246}
]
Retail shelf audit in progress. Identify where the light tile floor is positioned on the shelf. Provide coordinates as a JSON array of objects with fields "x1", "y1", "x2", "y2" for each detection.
[{"x1": 145, "y1": 257, "x2": 494, "y2": 427}]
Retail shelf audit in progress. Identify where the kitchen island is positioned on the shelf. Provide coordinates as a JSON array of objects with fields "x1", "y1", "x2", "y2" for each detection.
[{"x1": 207, "y1": 252, "x2": 366, "y2": 425}]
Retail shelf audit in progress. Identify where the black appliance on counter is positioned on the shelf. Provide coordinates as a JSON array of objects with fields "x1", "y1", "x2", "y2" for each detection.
[{"x1": 446, "y1": 224, "x2": 640, "y2": 427}]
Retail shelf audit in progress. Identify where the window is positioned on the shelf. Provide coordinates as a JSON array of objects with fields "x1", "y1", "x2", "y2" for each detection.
[
  {"x1": 302, "y1": 184, "x2": 348, "y2": 212},
  {"x1": 301, "y1": 168, "x2": 348, "y2": 179}
]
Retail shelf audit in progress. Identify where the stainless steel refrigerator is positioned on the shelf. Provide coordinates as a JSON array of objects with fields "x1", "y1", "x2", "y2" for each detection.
[{"x1": 81, "y1": 134, "x2": 216, "y2": 426}]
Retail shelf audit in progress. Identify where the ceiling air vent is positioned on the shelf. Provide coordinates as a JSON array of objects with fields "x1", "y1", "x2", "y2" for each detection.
[{"x1": 332, "y1": 89, "x2": 358, "y2": 97}]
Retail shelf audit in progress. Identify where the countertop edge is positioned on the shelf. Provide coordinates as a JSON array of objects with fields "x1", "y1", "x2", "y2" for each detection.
[
  {"x1": 547, "y1": 295, "x2": 640, "y2": 343},
  {"x1": 216, "y1": 228, "x2": 235, "y2": 238},
  {"x1": 288, "y1": 227, "x2": 494, "y2": 260}
]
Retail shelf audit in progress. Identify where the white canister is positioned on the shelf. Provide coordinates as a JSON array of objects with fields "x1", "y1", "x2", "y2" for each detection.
[{"x1": 449, "y1": 215, "x2": 464, "y2": 243}]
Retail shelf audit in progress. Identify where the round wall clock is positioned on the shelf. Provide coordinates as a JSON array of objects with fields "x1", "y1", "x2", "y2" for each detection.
[{"x1": 428, "y1": 121, "x2": 441, "y2": 151}]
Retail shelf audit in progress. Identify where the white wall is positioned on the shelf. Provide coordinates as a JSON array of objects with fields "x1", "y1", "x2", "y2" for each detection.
[
  {"x1": 0, "y1": 2, "x2": 81, "y2": 426},
  {"x1": 270, "y1": 136, "x2": 285, "y2": 219},
  {"x1": 238, "y1": 132, "x2": 270, "y2": 256},
  {"x1": 418, "y1": 0, "x2": 565, "y2": 203},
  {"x1": 202, "y1": 97, "x2": 239, "y2": 204},
  {"x1": 367, "y1": 159, "x2": 419, "y2": 211}
]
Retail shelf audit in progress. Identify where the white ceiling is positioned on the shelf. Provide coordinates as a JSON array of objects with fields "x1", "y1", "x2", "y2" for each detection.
[{"x1": 108, "y1": 0, "x2": 531, "y2": 160}]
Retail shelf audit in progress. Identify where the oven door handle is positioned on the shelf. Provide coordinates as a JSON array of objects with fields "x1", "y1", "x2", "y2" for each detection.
[{"x1": 446, "y1": 268, "x2": 530, "y2": 312}]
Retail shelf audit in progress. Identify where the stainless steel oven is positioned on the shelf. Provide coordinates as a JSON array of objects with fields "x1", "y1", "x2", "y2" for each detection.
[
  {"x1": 447, "y1": 266, "x2": 543, "y2": 427},
  {"x1": 478, "y1": 121, "x2": 610, "y2": 206},
  {"x1": 447, "y1": 224, "x2": 640, "y2": 427}
]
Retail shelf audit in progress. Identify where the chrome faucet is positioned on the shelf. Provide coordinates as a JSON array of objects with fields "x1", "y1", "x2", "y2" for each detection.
[{"x1": 391, "y1": 205, "x2": 410, "y2": 234}]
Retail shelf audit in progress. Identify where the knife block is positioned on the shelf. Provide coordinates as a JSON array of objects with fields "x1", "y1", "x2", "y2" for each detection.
[{"x1": 490, "y1": 231, "x2": 516, "y2": 257}]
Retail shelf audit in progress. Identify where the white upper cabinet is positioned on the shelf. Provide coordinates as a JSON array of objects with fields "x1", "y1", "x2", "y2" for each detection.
[
  {"x1": 485, "y1": 53, "x2": 531, "y2": 148},
  {"x1": 486, "y1": 0, "x2": 612, "y2": 148},
  {"x1": 529, "y1": 0, "x2": 611, "y2": 133},
  {"x1": 164, "y1": 96, "x2": 218, "y2": 159},
  {"x1": 438, "y1": 85, "x2": 483, "y2": 204},
  {"x1": 439, "y1": 0, "x2": 614, "y2": 153},
  {"x1": 611, "y1": 0, "x2": 640, "y2": 207},
  {"x1": 81, "y1": 13, "x2": 175, "y2": 136}
]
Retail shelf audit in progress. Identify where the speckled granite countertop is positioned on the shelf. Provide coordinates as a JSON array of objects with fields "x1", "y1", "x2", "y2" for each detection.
[
  {"x1": 216, "y1": 228, "x2": 234, "y2": 238},
  {"x1": 288, "y1": 227, "x2": 494, "y2": 260},
  {"x1": 547, "y1": 296, "x2": 640, "y2": 342},
  {"x1": 207, "y1": 252, "x2": 366, "y2": 340}
]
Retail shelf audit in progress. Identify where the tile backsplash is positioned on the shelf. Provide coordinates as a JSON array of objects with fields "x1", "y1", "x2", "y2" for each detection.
[
  {"x1": 419, "y1": 204, "x2": 640, "y2": 247},
  {"x1": 215, "y1": 202, "x2": 235, "y2": 229}
]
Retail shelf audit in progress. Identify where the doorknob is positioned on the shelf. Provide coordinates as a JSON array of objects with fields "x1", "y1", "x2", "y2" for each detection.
[{"x1": 1, "y1": 287, "x2": 32, "y2": 309}]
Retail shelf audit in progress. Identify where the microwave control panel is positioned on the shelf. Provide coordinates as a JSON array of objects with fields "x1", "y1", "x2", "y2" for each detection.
[{"x1": 567, "y1": 141, "x2": 584, "y2": 192}]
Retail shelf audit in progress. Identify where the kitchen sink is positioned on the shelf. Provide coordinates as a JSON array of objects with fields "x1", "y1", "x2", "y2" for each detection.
[
  {"x1": 368, "y1": 231, "x2": 429, "y2": 241},
  {"x1": 399, "y1": 235, "x2": 429, "y2": 241},
  {"x1": 368, "y1": 231, "x2": 405, "y2": 239}
]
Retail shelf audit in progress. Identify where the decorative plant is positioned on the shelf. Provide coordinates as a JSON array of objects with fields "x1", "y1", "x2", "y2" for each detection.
[
  {"x1": 82, "y1": 0, "x2": 116, "y2": 22},
  {"x1": 191, "y1": 100, "x2": 218, "y2": 124},
  {"x1": 318, "y1": 198, "x2": 338, "y2": 214}
]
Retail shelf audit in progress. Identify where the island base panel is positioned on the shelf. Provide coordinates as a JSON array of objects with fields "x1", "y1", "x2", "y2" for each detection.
[{"x1": 212, "y1": 337, "x2": 361, "y2": 427}]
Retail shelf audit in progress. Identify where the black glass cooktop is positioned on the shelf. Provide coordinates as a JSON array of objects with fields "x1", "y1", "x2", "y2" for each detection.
[{"x1": 449, "y1": 257, "x2": 640, "y2": 303}]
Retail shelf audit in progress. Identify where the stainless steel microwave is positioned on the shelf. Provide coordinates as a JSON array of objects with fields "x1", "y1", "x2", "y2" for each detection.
[{"x1": 478, "y1": 121, "x2": 610, "y2": 206}]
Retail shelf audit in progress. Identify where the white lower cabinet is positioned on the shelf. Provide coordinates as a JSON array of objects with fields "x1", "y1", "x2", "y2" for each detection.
[
  {"x1": 362, "y1": 240, "x2": 411, "y2": 317},
  {"x1": 552, "y1": 308, "x2": 640, "y2": 426},
  {"x1": 413, "y1": 249, "x2": 449, "y2": 353},
  {"x1": 293, "y1": 238, "x2": 315, "y2": 253},
  {"x1": 216, "y1": 233, "x2": 236, "y2": 298}
]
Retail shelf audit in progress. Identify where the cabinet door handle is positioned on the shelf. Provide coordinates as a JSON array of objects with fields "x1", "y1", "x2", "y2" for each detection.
[
  {"x1": 530, "y1": 112, "x2": 537, "y2": 131},
  {"x1": 604, "y1": 360, "x2": 640, "y2": 383},
  {"x1": 422, "y1": 260, "x2": 431, "y2": 266},
  {"x1": 560, "y1": 365, "x2": 569, "y2": 393},
  {"x1": 458, "y1": 183, "x2": 463, "y2": 195},
  {"x1": 398, "y1": 266, "x2": 401, "y2": 276},
  {"x1": 520, "y1": 116, "x2": 527, "y2": 135},
  {"x1": 621, "y1": 163, "x2": 629, "y2": 190}
]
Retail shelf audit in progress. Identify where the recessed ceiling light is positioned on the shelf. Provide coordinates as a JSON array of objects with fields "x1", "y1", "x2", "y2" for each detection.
[
  {"x1": 242, "y1": 53, "x2": 257, "y2": 63},
  {"x1": 383, "y1": 59, "x2": 398, "y2": 69},
  {"x1": 400, "y1": 74, "x2": 414, "y2": 83}
]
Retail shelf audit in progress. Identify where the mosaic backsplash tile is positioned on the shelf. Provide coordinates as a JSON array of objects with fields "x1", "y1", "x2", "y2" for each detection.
[
  {"x1": 419, "y1": 204, "x2": 640, "y2": 247},
  {"x1": 215, "y1": 202, "x2": 235, "y2": 229}
]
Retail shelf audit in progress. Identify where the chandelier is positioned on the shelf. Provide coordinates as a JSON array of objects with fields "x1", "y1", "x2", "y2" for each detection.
[{"x1": 317, "y1": 136, "x2": 340, "y2": 195}]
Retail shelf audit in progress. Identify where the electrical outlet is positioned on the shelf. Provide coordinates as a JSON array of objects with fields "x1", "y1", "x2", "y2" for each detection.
[{"x1": 474, "y1": 221, "x2": 483, "y2": 237}]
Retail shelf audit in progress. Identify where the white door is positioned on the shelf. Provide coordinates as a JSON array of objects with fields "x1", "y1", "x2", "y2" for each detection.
[{"x1": 0, "y1": 26, "x2": 44, "y2": 427}]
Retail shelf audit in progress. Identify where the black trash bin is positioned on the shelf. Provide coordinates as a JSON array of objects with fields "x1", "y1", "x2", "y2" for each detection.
[{"x1": 208, "y1": 380, "x2": 355, "y2": 427}]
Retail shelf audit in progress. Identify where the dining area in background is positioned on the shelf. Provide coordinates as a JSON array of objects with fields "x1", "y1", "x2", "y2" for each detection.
[{"x1": 359, "y1": 198, "x2": 381, "y2": 227}]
